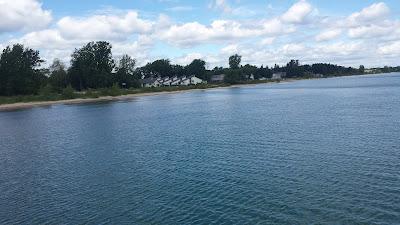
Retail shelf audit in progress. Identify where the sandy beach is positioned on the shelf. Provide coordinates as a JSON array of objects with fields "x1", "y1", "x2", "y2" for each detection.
[
  {"x1": 0, "y1": 81, "x2": 292, "y2": 112},
  {"x1": 0, "y1": 90, "x2": 192, "y2": 112}
]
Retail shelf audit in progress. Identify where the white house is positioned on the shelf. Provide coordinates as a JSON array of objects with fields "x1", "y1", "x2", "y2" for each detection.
[
  {"x1": 142, "y1": 78, "x2": 158, "y2": 87},
  {"x1": 272, "y1": 72, "x2": 286, "y2": 80},
  {"x1": 180, "y1": 78, "x2": 191, "y2": 86},
  {"x1": 142, "y1": 75, "x2": 205, "y2": 87},
  {"x1": 161, "y1": 77, "x2": 172, "y2": 86},
  {"x1": 180, "y1": 76, "x2": 205, "y2": 85},
  {"x1": 189, "y1": 76, "x2": 204, "y2": 85}
]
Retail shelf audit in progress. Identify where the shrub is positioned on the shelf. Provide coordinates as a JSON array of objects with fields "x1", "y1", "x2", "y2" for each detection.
[{"x1": 61, "y1": 85, "x2": 76, "y2": 99}]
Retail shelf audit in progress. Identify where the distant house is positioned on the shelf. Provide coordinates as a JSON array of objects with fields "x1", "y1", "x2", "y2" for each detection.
[
  {"x1": 188, "y1": 76, "x2": 205, "y2": 85},
  {"x1": 211, "y1": 74, "x2": 225, "y2": 83},
  {"x1": 272, "y1": 72, "x2": 286, "y2": 80},
  {"x1": 142, "y1": 78, "x2": 159, "y2": 87},
  {"x1": 161, "y1": 77, "x2": 172, "y2": 86},
  {"x1": 258, "y1": 77, "x2": 267, "y2": 81},
  {"x1": 178, "y1": 76, "x2": 204, "y2": 86},
  {"x1": 244, "y1": 74, "x2": 255, "y2": 80},
  {"x1": 313, "y1": 73, "x2": 324, "y2": 78},
  {"x1": 170, "y1": 77, "x2": 183, "y2": 86},
  {"x1": 142, "y1": 75, "x2": 205, "y2": 87}
]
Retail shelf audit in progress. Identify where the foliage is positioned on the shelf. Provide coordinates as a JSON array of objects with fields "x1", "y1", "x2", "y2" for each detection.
[
  {"x1": 61, "y1": 85, "x2": 76, "y2": 99},
  {"x1": 142, "y1": 59, "x2": 173, "y2": 77},
  {"x1": 286, "y1": 60, "x2": 304, "y2": 78},
  {"x1": 359, "y1": 65, "x2": 365, "y2": 74},
  {"x1": 229, "y1": 54, "x2": 242, "y2": 69},
  {"x1": 185, "y1": 59, "x2": 207, "y2": 81},
  {"x1": 114, "y1": 55, "x2": 140, "y2": 88},
  {"x1": 68, "y1": 41, "x2": 115, "y2": 90},
  {"x1": 100, "y1": 83, "x2": 122, "y2": 96},
  {"x1": 224, "y1": 69, "x2": 244, "y2": 84},
  {"x1": 0, "y1": 44, "x2": 45, "y2": 95},
  {"x1": 48, "y1": 59, "x2": 68, "y2": 92}
]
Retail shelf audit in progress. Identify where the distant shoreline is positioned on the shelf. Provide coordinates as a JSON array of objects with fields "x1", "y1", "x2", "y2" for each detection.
[
  {"x1": 0, "y1": 74, "x2": 387, "y2": 112},
  {"x1": 0, "y1": 81, "x2": 278, "y2": 112}
]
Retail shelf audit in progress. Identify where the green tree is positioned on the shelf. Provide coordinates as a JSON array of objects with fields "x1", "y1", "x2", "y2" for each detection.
[
  {"x1": 285, "y1": 59, "x2": 304, "y2": 78},
  {"x1": 224, "y1": 69, "x2": 244, "y2": 84},
  {"x1": 242, "y1": 64, "x2": 257, "y2": 79},
  {"x1": 68, "y1": 41, "x2": 115, "y2": 90},
  {"x1": 0, "y1": 44, "x2": 45, "y2": 95},
  {"x1": 229, "y1": 54, "x2": 242, "y2": 69},
  {"x1": 359, "y1": 65, "x2": 365, "y2": 74},
  {"x1": 142, "y1": 59, "x2": 173, "y2": 77},
  {"x1": 172, "y1": 65, "x2": 185, "y2": 77},
  {"x1": 48, "y1": 59, "x2": 68, "y2": 92},
  {"x1": 114, "y1": 55, "x2": 140, "y2": 88},
  {"x1": 186, "y1": 59, "x2": 207, "y2": 80}
]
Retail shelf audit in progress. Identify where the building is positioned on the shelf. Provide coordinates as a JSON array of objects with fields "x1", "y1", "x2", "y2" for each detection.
[
  {"x1": 142, "y1": 78, "x2": 159, "y2": 88},
  {"x1": 244, "y1": 74, "x2": 255, "y2": 80},
  {"x1": 178, "y1": 76, "x2": 205, "y2": 86},
  {"x1": 272, "y1": 72, "x2": 286, "y2": 80},
  {"x1": 142, "y1": 76, "x2": 205, "y2": 87},
  {"x1": 188, "y1": 76, "x2": 205, "y2": 85},
  {"x1": 211, "y1": 74, "x2": 225, "y2": 83},
  {"x1": 161, "y1": 77, "x2": 172, "y2": 86}
]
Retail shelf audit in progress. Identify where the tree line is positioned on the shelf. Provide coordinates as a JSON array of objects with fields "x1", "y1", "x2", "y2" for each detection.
[{"x1": 1, "y1": 41, "x2": 398, "y2": 96}]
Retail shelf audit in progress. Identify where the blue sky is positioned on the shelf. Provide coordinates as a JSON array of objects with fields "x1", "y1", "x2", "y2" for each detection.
[{"x1": 1, "y1": 0, "x2": 400, "y2": 68}]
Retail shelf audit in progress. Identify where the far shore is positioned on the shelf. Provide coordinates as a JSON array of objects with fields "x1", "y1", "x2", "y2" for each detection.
[
  {"x1": 0, "y1": 81, "x2": 280, "y2": 112},
  {"x1": 0, "y1": 74, "x2": 377, "y2": 112},
  {"x1": 0, "y1": 89, "x2": 196, "y2": 112}
]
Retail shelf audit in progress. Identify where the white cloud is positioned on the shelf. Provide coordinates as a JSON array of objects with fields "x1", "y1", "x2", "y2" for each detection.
[
  {"x1": 281, "y1": 0, "x2": 313, "y2": 24},
  {"x1": 346, "y1": 2, "x2": 390, "y2": 27},
  {"x1": 209, "y1": 0, "x2": 232, "y2": 13},
  {"x1": 281, "y1": 43, "x2": 306, "y2": 56},
  {"x1": 57, "y1": 11, "x2": 153, "y2": 41},
  {"x1": 159, "y1": 20, "x2": 267, "y2": 47},
  {"x1": 173, "y1": 52, "x2": 204, "y2": 65},
  {"x1": 166, "y1": 6, "x2": 194, "y2": 12},
  {"x1": 316, "y1": 29, "x2": 342, "y2": 42},
  {"x1": 260, "y1": 37, "x2": 275, "y2": 45},
  {"x1": 316, "y1": 42, "x2": 364, "y2": 56},
  {"x1": 12, "y1": 30, "x2": 69, "y2": 49},
  {"x1": 221, "y1": 44, "x2": 239, "y2": 54},
  {"x1": 0, "y1": 0, "x2": 52, "y2": 33},
  {"x1": 378, "y1": 41, "x2": 400, "y2": 55}
]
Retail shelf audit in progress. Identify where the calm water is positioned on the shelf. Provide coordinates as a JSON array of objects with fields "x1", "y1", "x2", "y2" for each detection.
[{"x1": 1, "y1": 73, "x2": 400, "y2": 224}]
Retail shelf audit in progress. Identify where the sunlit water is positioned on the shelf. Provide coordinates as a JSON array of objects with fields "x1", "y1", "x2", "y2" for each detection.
[{"x1": 1, "y1": 73, "x2": 400, "y2": 224}]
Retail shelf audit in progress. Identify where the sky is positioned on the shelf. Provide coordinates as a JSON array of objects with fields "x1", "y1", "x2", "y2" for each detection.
[{"x1": 0, "y1": 0, "x2": 399, "y2": 68}]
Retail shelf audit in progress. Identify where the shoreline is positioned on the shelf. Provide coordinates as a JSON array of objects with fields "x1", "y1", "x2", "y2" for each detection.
[
  {"x1": 0, "y1": 75, "x2": 371, "y2": 112},
  {"x1": 0, "y1": 89, "x2": 201, "y2": 112},
  {"x1": 0, "y1": 82, "x2": 268, "y2": 112}
]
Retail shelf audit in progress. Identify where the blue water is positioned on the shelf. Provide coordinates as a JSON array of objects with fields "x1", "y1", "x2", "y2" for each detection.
[{"x1": 1, "y1": 73, "x2": 400, "y2": 224}]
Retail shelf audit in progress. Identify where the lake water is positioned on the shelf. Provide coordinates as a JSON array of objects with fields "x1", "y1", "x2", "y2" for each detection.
[{"x1": 1, "y1": 73, "x2": 400, "y2": 224}]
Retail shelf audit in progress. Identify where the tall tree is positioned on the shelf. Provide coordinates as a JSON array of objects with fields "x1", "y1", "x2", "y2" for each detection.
[
  {"x1": 0, "y1": 44, "x2": 44, "y2": 95},
  {"x1": 359, "y1": 65, "x2": 365, "y2": 74},
  {"x1": 114, "y1": 55, "x2": 140, "y2": 88},
  {"x1": 229, "y1": 54, "x2": 242, "y2": 69},
  {"x1": 48, "y1": 59, "x2": 68, "y2": 92},
  {"x1": 186, "y1": 59, "x2": 207, "y2": 80},
  {"x1": 68, "y1": 41, "x2": 115, "y2": 90},
  {"x1": 141, "y1": 59, "x2": 173, "y2": 77},
  {"x1": 285, "y1": 59, "x2": 304, "y2": 78}
]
